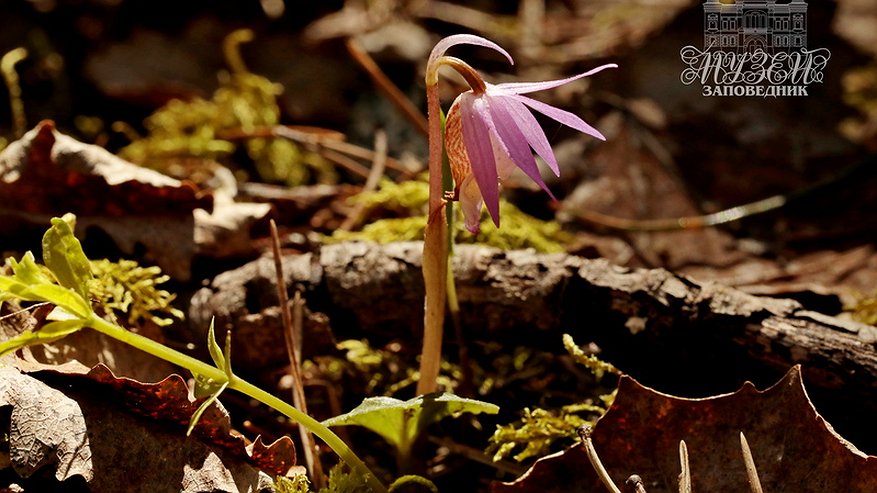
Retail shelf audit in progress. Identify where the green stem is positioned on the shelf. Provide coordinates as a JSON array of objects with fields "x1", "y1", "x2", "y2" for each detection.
[
  {"x1": 89, "y1": 315, "x2": 226, "y2": 382},
  {"x1": 234, "y1": 380, "x2": 387, "y2": 493},
  {"x1": 87, "y1": 316, "x2": 387, "y2": 493}
]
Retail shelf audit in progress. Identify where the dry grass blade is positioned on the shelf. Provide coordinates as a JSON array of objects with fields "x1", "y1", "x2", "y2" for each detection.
[
  {"x1": 626, "y1": 474, "x2": 648, "y2": 493},
  {"x1": 270, "y1": 220, "x2": 324, "y2": 487},
  {"x1": 740, "y1": 432, "x2": 764, "y2": 493},
  {"x1": 678, "y1": 440, "x2": 691, "y2": 493},
  {"x1": 345, "y1": 38, "x2": 429, "y2": 137},
  {"x1": 339, "y1": 129, "x2": 388, "y2": 231},
  {"x1": 1, "y1": 47, "x2": 28, "y2": 138},
  {"x1": 578, "y1": 425, "x2": 623, "y2": 493}
]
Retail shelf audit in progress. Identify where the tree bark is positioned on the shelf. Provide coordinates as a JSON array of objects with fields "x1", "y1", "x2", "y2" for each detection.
[{"x1": 189, "y1": 241, "x2": 877, "y2": 450}]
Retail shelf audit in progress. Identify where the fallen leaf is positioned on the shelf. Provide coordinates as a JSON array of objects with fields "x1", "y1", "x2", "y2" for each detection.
[
  {"x1": 0, "y1": 121, "x2": 272, "y2": 280},
  {"x1": 2, "y1": 362, "x2": 304, "y2": 490},
  {"x1": 78, "y1": 363, "x2": 297, "y2": 477},
  {"x1": 493, "y1": 366, "x2": 877, "y2": 493},
  {"x1": 0, "y1": 366, "x2": 93, "y2": 483},
  {"x1": 0, "y1": 120, "x2": 211, "y2": 216}
]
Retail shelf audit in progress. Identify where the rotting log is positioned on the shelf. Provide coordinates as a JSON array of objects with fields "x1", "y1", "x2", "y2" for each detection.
[{"x1": 188, "y1": 241, "x2": 877, "y2": 452}]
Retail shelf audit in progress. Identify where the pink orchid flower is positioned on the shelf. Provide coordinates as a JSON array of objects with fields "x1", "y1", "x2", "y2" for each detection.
[{"x1": 436, "y1": 37, "x2": 616, "y2": 234}]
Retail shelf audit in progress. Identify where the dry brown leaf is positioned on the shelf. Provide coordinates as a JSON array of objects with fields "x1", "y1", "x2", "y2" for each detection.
[
  {"x1": 0, "y1": 366, "x2": 93, "y2": 483},
  {"x1": 493, "y1": 366, "x2": 877, "y2": 493},
  {"x1": 0, "y1": 362, "x2": 298, "y2": 491},
  {"x1": 560, "y1": 113, "x2": 746, "y2": 271},
  {"x1": 0, "y1": 121, "x2": 271, "y2": 280},
  {"x1": 0, "y1": 120, "x2": 211, "y2": 216},
  {"x1": 75, "y1": 363, "x2": 297, "y2": 477}
]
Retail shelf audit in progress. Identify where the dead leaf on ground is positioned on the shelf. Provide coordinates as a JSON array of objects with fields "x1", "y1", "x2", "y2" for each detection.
[
  {"x1": 493, "y1": 366, "x2": 877, "y2": 493},
  {"x1": 0, "y1": 365, "x2": 289, "y2": 492},
  {"x1": 0, "y1": 121, "x2": 272, "y2": 280},
  {"x1": 59, "y1": 363, "x2": 297, "y2": 478},
  {"x1": 559, "y1": 112, "x2": 747, "y2": 271}
]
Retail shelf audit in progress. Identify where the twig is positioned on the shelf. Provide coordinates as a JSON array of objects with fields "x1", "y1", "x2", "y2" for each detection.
[
  {"x1": 578, "y1": 425, "x2": 623, "y2": 493},
  {"x1": 345, "y1": 38, "x2": 429, "y2": 137},
  {"x1": 678, "y1": 440, "x2": 691, "y2": 493},
  {"x1": 217, "y1": 125, "x2": 416, "y2": 177},
  {"x1": 740, "y1": 432, "x2": 764, "y2": 493},
  {"x1": 0, "y1": 301, "x2": 50, "y2": 321},
  {"x1": 411, "y1": 2, "x2": 512, "y2": 39},
  {"x1": 339, "y1": 129, "x2": 388, "y2": 231},
  {"x1": 270, "y1": 220, "x2": 325, "y2": 488},
  {"x1": 626, "y1": 475, "x2": 647, "y2": 493},
  {"x1": 575, "y1": 145, "x2": 877, "y2": 232},
  {"x1": 426, "y1": 436, "x2": 528, "y2": 477},
  {"x1": 576, "y1": 196, "x2": 787, "y2": 232}
]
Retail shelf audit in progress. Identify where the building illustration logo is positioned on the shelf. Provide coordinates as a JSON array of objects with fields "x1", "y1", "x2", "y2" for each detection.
[{"x1": 680, "y1": 0, "x2": 830, "y2": 97}]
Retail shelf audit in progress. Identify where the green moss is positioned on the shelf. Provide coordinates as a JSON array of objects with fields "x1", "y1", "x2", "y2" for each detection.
[
  {"x1": 327, "y1": 179, "x2": 571, "y2": 253},
  {"x1": 487, "y1": 403, "x2": 605, "y2": 462},
  {"x1": 846, "y1": 290, "x2": 877, "y2": 326},
  {"x1": 347, "y1": 179, "x2": 431, "y2": 215},
  {"x1": 562, "y1": 333, "x2": 619, "y2": 380},
  {"x1": 120, "y1": 42, "x2": 334, "y2": 186},
  {"x1": 305, "y1": 339, "x2": 458, "y2": 397},
  {"x1": 274, "y1": 474, "x2": 311, "y2": 493},
  {"x1": 273, "y1": 464, "x2": 375, "y2": 493},
  {"x1": 87, "y1": 259, "x2": 183, "y2": 327},
  {"x1": 486, "y1": 335, "x2": 618, "y2": 463}
]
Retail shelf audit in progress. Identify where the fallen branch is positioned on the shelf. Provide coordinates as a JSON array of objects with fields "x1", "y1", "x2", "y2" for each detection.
[{"x1": 189, "y1": 241, "x2": 877, "y2": 448}]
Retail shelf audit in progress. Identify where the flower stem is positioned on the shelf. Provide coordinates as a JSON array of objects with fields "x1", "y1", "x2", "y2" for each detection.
[
  {"x1": 87, "y1": 316, "x2": 387, "y2": 493},
  {"x1": 416, "y1": 82, "x2": 449, "y2": 396}
]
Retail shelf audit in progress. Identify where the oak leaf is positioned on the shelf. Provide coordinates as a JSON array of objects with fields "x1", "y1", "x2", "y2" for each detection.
[{"x1": 492, "y1": 366, "x2": 877, "y2": 493}]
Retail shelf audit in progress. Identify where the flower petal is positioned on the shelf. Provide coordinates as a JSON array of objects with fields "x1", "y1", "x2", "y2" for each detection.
[
  {"x1": 487, "y1": 96, "x2": 556, "y2": 200},
  {"x1": 459, "y1": 93, "x2": 501, "y2": 227},
  {"x1": 428, "y1": 35, "x2": 514, "y2": 75},
  {"x1": 458, "y1": 174, "x2": 484, "y2": 234},
  {"x1": 511, "y1": 94, "x2": 606, "y2": 141},
  {"x1": 444, "y1": 96, "x2": 471, "y2": 187},
  {"x1": 492, "y1": 63, "x2": 617, "y2": 95},
  {"x1": 491, "y1": 95, "x2": 560, "y2": 177}
]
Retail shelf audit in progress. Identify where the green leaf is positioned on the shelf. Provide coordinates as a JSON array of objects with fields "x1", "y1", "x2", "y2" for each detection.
[
  {"x1": 0, "y1": 253, "x2": 92, "y2": 319},
  {"x1": 0, "y1": 319, "x2": 85, "y2": 357},
  {"x1": 205, "y1": 318, "x2": 225, "y2": 371},
  {"x1": 187, "y1": 380, "x2": 228, "y2": 436},
  {"x1": 42, "y1": 214, "x2": 92, "y2": 302},
  {"x1": 191, "y1": 373, "x2": 226, "y2": 399},
  {"x1": 322, "y1": 392, "x2": 498, "y2": 455}
]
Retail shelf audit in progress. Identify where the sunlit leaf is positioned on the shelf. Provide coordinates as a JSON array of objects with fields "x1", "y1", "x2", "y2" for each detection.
[
  {"x1": 0, "y1": 319, "x2": 85, "y2": 357},
  {"x1": 205, "y1": 318, "x2": 225, "y2": 372},
  {"x1": 322, "y1": 392, "x2": 498, "y2": 456},
  {"x1": 0, "y1": 249, "x2": 93, "y2": 319},
  {"x1": 42, "y1": 214, "x2": 93, "y2": 301},
  {"x1": 187, "y1": 380, "x2": 228, "y2": 436}
]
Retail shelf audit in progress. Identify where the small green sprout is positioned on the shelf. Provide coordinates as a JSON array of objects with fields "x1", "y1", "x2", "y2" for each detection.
[
  {"x1": 323, "y1": 392, "x2": 498, "y2": 472},
  {"x1": 0, "y1": 216, "x2": 387, "y2": 493}
]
